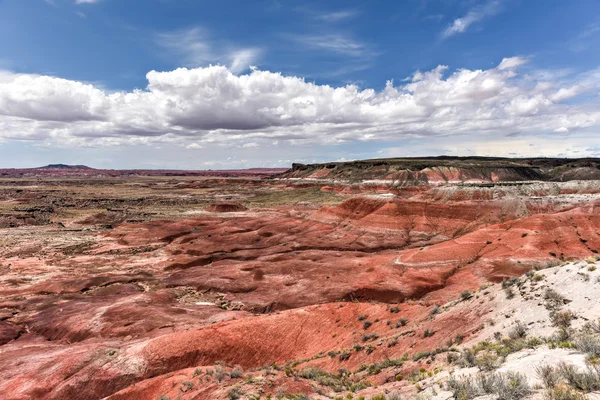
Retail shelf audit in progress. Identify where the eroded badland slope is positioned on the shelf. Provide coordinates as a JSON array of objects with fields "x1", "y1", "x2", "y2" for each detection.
[{"x1": 1, "y1": 159, "x2": 600, "y2": 399}]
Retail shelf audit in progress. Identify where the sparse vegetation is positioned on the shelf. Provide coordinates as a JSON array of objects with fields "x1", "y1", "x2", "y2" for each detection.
[
  {"x1": 362, "y1": 333, "x2": 379, "y2": 342},
  {"x1": 395, "y1": 318, "x2": 408, "y2": 328},
  {"x1": 536, "y1": 362, "x2": 600, "y2": 396},
  {"x1": 448, "y1": 371, "x2": 529, "y2": 400},
  {"x1": 230, "y1": 365, "x2": 244, "y2": 379},
  {"x1": 423, "y1": 329, "x2": 435, "y2": 338},
  {"x1": 227, "y1": 386, "x2": 243, "y2": 400},
  {"x1": 508, "y1": 321, "x2": 528, "y2": 340},
  {"x1": 545, "y1": 288, "x2": 566, "y2": 310}
]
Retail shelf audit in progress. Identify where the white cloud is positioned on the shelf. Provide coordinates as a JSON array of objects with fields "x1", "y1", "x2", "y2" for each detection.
[
  {"x1": 186, "y1": 143, "x2": 203, "y2": 149},
  {"x1": 497, "y1": 56, "x2": 528, "y2": 70},
  {"x1": 313, "y1": 10, "x2": 359, "y2": 22},
  {"x1": 580, "y1": 22, "x2": 600, "y2": 38},
  {"x1": 549, "y1": 85, "x2": 582, "y2": 102},
  {"x1": 442, "y1": 0, "x2": 502, "y2": 38},
  {"x1": 290, "y1": 33, "x2": 369, "y2": 57},
  {"x1": 0, "y1": 58, "x2": 598, "y2": 150},
  {"x1": 380, "y1": 133, "x2": 600, "y2": 158},
  {"x1": 156, "y1": 27, "x2": 261, "y2": 74}
]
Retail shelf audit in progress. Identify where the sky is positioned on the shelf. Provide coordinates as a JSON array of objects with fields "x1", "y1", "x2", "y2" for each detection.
[{"x1": 0, "y1": 0, "x2": 599, "y2": 169}]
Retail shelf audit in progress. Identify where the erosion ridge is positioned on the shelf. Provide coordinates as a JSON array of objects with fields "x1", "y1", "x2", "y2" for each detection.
[{"x1": 1, "y1": 161, "x2": 600, "y2": 399}]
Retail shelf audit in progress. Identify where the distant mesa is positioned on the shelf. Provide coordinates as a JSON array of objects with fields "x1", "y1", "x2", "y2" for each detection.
[{"x1": 38, "y1": 164, "x2": 94, "y2": 170}]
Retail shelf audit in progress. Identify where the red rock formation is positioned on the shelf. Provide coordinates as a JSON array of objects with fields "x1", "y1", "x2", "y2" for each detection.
[{"x1": 3, "y1": 180, "x2": 600, "y2": 399}]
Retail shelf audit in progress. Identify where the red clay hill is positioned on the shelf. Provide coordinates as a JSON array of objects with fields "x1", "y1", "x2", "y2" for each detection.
[{"x1": 1, "y1": 157, "x2": 600, "y2": 399}]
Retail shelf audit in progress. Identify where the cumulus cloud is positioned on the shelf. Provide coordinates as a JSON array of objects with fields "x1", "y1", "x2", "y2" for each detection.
[
  {"x1": 442, "y1": 0, "x2": 502, "y2": 38},
  {"x1": 0, "y1": 58, "x2": 598, "y2": 150}
]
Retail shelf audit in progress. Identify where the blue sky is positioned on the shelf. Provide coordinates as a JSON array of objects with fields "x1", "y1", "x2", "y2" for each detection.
[{"x1": 0, "y1": 0, "x2": 599, "y2": 168}]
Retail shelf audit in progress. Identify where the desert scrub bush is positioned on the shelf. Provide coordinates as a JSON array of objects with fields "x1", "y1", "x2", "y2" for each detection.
[
  {"x1": 504, "y1": 286, "x2": 515, "y2": 299},
  {"x1": 386, "y1": 391, "x2": 403, "y2": 400},
  {"x1": 358, "y1": 314, "x2": 367, "y2": 321},
  {"x1": 547, "y1": 384, "x2": 587, "y2": 400},
  {"x1": 363, "y1": 320, "x2": 372, "y2": 330},
  {"x1": 448, "y1": 372, "x2": 530, "y2": 400},
  {"x1": 533, "y1": 273, "x2": 544, "y2": 282},
  {"x1": 299, "y1": 367, "x2": 345, "y2": 391},
  {"x1": 460, "y1": 290, "x2": 472, "y2": 300},
  {"x1": 545, "y1": 288, "x2": 566, "y2": 310},
  {"x1": 457, "y1": 349, "x2": 477, "y2": 368},
  {"x1": 430, "y1": 304, "x2": 440, "y2": 317},
  {"x1": 214, "y1": 365, "x2": 228, "y2": 382},
  {"x1": 423, "y1": 328, "x2": 435, "y2": 338},
  {"x1": 579, "y1": 272, "x2": 591, "y2": 282},
  {"x1": 557, "y1": 362, "x2": 600, "y2": 392},
  {"x1": 474, "y1": 351, "x2": 502, "y2": 371},
  {"x1": 552, "y1": 310, "x2": 576, "y2": 330},
  {"x1": 536, "y1": 364, "x2": 560, "y2": 389},
  {"x1": 575, "y1": 333, "x2": 600, "y2": 358},
  {"x1": 390, "y1": 306, "x2": 400, "y2": 313},
  {"x1": 491, "y1": 372, "x2": 530, "y2": 399},
  {"x1": 508, "y1": 321, "x2": 528, "y2": 340},
  {"x1": 227, "y1": 386, "x2": 243, "y2": 400},
  {"x1": 230, "y1": 365, "x2": 244, "y2": 378},
  {"x1": 339, "y1": 350, "x2": 351, "y2": 361},
  {"x1": 395, "y1": 318, "x2": 408, "y2": 328},
  {"x1": 502, "y1": 277, "x2": 519, "y2": 288},
  {"x1": 358, "y1": 357, "x2": 406, "y2": 375},
  {"x1": 362, "y1": 332, "x2": 379, "y2": 342},
  {"x1": 447, "y1": 375, "x2": 479, "y2": 400},
  {"x1": 549, "y1": 341, "x2": 577, "y2": 350},
  {"x1": 446, "y1": 351, "x2": 460, "y2": 364},
  {"x1": 583, "y1": 319, "x2": 600, "y2": 334},
  {"x1": 180, "y1": 381, "x2": 194, "y2": 392},
  {"x1": 352, "y1": 343, "x2": 364, "y2": 352}
]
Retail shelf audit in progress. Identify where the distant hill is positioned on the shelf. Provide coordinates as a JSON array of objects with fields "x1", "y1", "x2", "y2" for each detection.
[
  {"x1": 278, "y1": 156, "x2": 600, "y2": 183},
  {"x1": 38, "y1": 164, "x2": 94, "y2": 170}
]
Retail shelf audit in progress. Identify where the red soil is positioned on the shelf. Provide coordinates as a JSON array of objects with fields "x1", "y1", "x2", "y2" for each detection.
[{"x1": 2, "y1": 182, "x2": 600, "y2": 399}]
